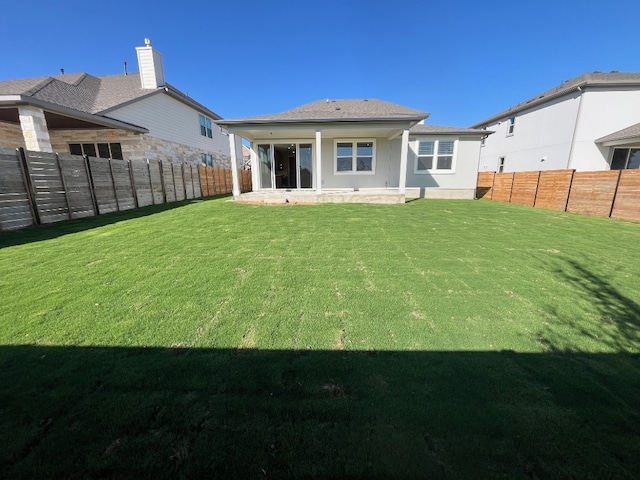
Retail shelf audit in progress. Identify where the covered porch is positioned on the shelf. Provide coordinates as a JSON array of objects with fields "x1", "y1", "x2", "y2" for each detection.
[
  {"x1": 223, "y1": 121, "x2": 414, "y2": 204},
  {"x1": 218, "y1": 99, "x2": 430, "y2": 204}
]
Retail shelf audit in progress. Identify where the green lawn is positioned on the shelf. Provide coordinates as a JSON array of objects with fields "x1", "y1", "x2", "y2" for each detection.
[{"x1": 1, "y1": 198, "x2": 639, "y2": 479}]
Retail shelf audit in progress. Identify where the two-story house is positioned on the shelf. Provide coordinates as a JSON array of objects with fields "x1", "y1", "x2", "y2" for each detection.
[
  {"x1": 0, "y1": 39, "x2": 241, "y2": 168},
  {"x1": 473, "y1": 72, "x2": 640, "y2": 173}
]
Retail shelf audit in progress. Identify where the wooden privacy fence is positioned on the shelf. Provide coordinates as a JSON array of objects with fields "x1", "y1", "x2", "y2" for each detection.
[
  {"x1": 0, "y1": 147, "x2": 252, "y2": 232},
  {"x1": 477, "y1": 169, "x2": 640, "y2": 222}
]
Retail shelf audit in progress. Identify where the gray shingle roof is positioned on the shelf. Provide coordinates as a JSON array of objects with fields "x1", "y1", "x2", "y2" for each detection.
[
  {"x1": 0, "y1": 72, "x2": 220, "y2": 121},
  {"x1": 217, "y1": 99, "x2": 429, "y2": 124},
  {"x1": 471, "y1": 71, "x2": 640, "y2": 128},
  {"x1": 410, "y1": 124, "x2": 490, "y2": 136},
  {"x1": 595, "y1": 122, "x2": 640, "y2": 144}
]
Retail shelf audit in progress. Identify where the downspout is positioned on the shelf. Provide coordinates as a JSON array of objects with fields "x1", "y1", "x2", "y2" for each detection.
[{"x1": 566, "y1": 88, "x2": 585, "y2": 169}]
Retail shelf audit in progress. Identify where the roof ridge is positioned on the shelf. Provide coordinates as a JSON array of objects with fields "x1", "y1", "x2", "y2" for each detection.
[
  {"x1": 68, "y1": 72, "x2": 90, "y2": 86},
  {"x1": 96, "y1": 72, "x2": 141, "y2": 79},
  {"x1": 22, "y1": 77, "x2": 55, "y2": 97}
]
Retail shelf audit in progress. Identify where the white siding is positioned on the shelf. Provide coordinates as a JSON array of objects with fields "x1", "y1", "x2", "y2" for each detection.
[
  {"x1": 320, "y1": 137, "x2": 400, "y2": 189},
  {"x1": 406, "y1": 136, "x2": 480, "y2": 191},
  {"x1": 568, "y1": 88, "x2": 640, "y2": 170},
  {"x1": 477, "y1": 93, "x2": 581, "y2": 172},
  {"x1": 107, "y1": 93, "x2": 230, "y2": 158}
]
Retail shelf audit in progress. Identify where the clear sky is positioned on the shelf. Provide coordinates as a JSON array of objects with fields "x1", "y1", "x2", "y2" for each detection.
[{"x1": 2, "y1": 0, "x2": 640, "y2": 127}]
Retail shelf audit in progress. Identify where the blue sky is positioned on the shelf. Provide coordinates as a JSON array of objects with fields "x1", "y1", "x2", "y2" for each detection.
[{"x1": 2, "y1": 0, "x2": 640, "y2": 126}]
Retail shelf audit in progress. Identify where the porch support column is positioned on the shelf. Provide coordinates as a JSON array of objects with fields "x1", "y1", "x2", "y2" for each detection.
[
  {"x1": 398, "y1": 128, "x2": 409, "y2": 194},
  {"x1": 315, "y1": 130, "x2": 322, "y2": 193},
  {"x1": 249, "y1": 141, "x2": 258, "y2": 191},
  {"x1": 229, "y1": 132, "x2": 240, "y2": 198},
  {"x1": 18, "y1": 106, "x2": 53, "y2": 152}
]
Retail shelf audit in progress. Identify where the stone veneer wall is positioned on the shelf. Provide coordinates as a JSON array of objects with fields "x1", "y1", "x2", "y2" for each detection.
[
  {"x1": 0, "y1": 121, "x2": 26, "y2": 149},
  {"x1": 18, "y1": 106, "x2": 53, "y2": 152},
  {"x1": 48, "y1": 128, "x2": 230, "y2": 167}
]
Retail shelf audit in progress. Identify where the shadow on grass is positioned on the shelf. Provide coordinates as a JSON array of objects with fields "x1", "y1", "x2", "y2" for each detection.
[
  {"x1": 1, "y1": 346, "x2": 638, "y2": 479},
  {"x1": 540, "y1": 258, "x2": 640, "y2": 353},
  {"x1": 0, "y1": 196, "x2": 229, "y2": 249}
]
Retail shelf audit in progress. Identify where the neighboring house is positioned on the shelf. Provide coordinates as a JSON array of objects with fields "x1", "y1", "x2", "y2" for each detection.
[
  {"x1": 473, "y1": 71, "x2": 640, "y2": 173},
  {"x1": 0, "y1": 39, "x2": 241, "y2": 168},
  {"x1": 241, "y1": 145, "x2": 252, "y2": 169},
  {"x1": 217, "y1": 99, "x2": 488, "y2": 202}
]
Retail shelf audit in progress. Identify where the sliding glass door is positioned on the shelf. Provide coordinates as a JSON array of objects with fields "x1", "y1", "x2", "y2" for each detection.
[
  {"x1": 257, "y1": 142, "x2": 313, "y2": 190},
  {"x1": 258, "y1": 144, "x2": 273, "y2": 189},
  {"x1": 299, "y1": 144, "x2": 313, "y2": 189}
]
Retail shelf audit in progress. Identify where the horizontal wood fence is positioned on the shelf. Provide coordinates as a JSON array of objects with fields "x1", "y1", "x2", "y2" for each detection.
[
  {"x1": 477, "y1": 169, "x2": 640, "y2": 222},
  {"x1": 0, "y1": 147, "x2": 252, "y2": 232}
]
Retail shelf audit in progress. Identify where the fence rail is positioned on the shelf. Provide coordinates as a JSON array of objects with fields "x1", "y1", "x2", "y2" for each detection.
[
  {"x1": 0, "y1": 147, "x2": 252, "y2": 232},
  {"x1": 477, "y1": 169, "x2": 640, "y2": 222}
]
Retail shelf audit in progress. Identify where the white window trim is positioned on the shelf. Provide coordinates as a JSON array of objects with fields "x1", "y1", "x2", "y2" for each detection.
[
  {"x1": 199, "y1": 113, "x2": 213, "y2": 139},
  {"x1": 506, "y1": 117, "x2": 515, "y2": 137},
  {"x1": 334, "y1": 139, "x2": 376, "y2": 175},
  {"x1": 413, "y1": 138, "x2": 458, "y2": 175}
]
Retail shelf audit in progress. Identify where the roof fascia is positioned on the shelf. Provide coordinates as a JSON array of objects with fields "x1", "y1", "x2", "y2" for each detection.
[
  {"x1": 0, "y1": 95, "x2": 148, "y2": 133},
  {"x1": 98, "y1": 89, "x2": 164, "y2": 114},
  {"x1": 598, "y1": 137, "x2": 640, "y2": 147},
  {"x1": 99, "y1": 86, "x2": 223, "y2": 121},
  {"x1": 471, "y1": 84, "x2": 587, "y2": 128},
  {"x1": 218, "y1": 117, "x2": 426, "y2": 128},
  {"x1": 163, "y1": 86, "x2": 223, "y2": 120}
]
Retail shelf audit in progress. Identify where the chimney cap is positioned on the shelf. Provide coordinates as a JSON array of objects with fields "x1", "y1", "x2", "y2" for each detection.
[{"x1": 144, "y1": 38, "x2": 151, "y2": 46}]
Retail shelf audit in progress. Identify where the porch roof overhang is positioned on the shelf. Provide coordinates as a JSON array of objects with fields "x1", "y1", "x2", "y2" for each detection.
[
  {"x1": 596, "y1": 122, "x2": 640, "y2": 147},
  {"x1": 0, "y1": 95, "x2": 148, "y2": 133},
  {"x1": 219, "y1": 120, "x2": 420, "y2": 141}
]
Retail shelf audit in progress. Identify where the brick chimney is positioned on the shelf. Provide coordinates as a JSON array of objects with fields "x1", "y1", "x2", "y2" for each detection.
[{"x1": 135, "y1": 38, "x2": 165, "y2": 89}]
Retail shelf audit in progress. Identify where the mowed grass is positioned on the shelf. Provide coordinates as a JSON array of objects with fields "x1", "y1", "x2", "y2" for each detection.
[{"x1": 0, "y1": 198, "x2": 639, "y2": 479}]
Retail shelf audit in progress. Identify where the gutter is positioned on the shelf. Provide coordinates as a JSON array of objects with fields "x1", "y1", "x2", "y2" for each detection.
[
  {"x1": 216, "y1": 116, "x2": 429, "y2": 127},
  {"x1": 472, "y1": 80, "x2": 640, "y2": 129}
]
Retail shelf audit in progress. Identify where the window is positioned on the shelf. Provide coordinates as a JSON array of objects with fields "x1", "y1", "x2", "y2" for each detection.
[
  {"x1": 200, "y1": 153, "x2": 213, "y2": 167},
  {"x1": 498, "y1": 157, "x2": 505, "y2": 173},
  {"x1": 506, "y1": 116, "x2": 515, "y2": 136},
  {"x1": 69, "y1": 142, "x2": 123, "y2": 159},
  {"x1": 199, "y1": 114, "x2": 213, "y2": 138},
  {"x1": 611, "y1": 148, "x2": 640, "y2": 170},
  {"x1": 334, "y1": 140, "x2": 375, "y2": 174},
  {"x1": 415, "y1": 139, "x2": 456, "y2": 173}
]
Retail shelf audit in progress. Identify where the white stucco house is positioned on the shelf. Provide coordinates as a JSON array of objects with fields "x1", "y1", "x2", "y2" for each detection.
[
  {"x1": 0, "y1": 39, "x2": 241, "y2": 168},
  {"x1": 217, "y1": 99, "x2": 488, "y2": 203},
  {"x1": 473, "y1": 71, "x2": 640, "y2": 173}
]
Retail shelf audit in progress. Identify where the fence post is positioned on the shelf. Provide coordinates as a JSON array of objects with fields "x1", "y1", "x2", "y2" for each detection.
[
  {"x1": 531, "y1": 171, "x2": 541, "y2": 208},
  {"x1": 190, "y1": 165, "x2": 196, "y2": 197},
  {"x1": 563, "y1": 170, "x2": 575, "y2": 212},
  {"x1": 507, "y1": 173, "x2": 515, "y2": 203},
  {"x1": 108, "y1": 158, "x2": 121, "y2": 211},
  {"x1": 128, "y1": 159, "x2": 139, "y2": 209},
  {"x1": 55, "y1": 153, "x2": 73, "y2": 220},
  {"x1": 83, "y1": 155, "x2": 99, "y2": 215},
  {"x1": 17, "y1": 147, "x2": 41, "y2": 225},
  {"x1": 489, "y1": 172, "x2": 495, "y2": 200},
  {"x1": 147, "y1": 159, "x2": 155, "y2": 205},
  {"x1": 159, "y1": 160, "x2": 167, "y2": 203},
  {"x1": 608, "y1": 169, "x2": 623, "y2": 218},
  {"x1": 170, "y1": 162, "x2": 177, "y2": 201},
  {"x1": 181, "y1": 163, "x2": 188, "y2": 200}
]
